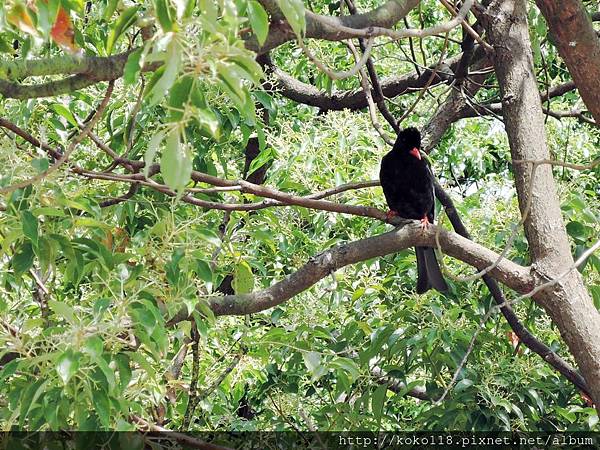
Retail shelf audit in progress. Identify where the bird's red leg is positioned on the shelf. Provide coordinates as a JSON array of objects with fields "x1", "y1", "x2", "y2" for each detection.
[
  {"x1": 420, "y1": 215, "x2": 430, "y2": 231},
  {"x1": 386, "y1": 210, "x2": 399, "y2": 221}
]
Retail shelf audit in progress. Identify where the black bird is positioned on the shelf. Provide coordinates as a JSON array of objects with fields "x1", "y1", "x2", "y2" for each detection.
[{"x1": 379, "y1": 127, "x2": 448, "y2": 294}]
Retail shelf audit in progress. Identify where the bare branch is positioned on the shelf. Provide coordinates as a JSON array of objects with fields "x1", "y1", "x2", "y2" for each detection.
[
  {"x1": 310, "y1": 0, "x2": 475, "y2": 42},
  {"x1": 438, "y1": 0, "x2": 493, "y2": 51},
  {"x1": 347, "y1": 40, "x2": 395, "y2": 145},
  {"x1": 0, "y1": 118, "x2": 62, "y2": 160},
  {"x1": 251, "y1": 0, "x2": 420, "y2": 53},
  {"x1": 263, "y1": 46, "x2": 486, "y2": 111}
]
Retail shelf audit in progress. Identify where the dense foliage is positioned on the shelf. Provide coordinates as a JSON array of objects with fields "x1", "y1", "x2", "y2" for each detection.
[{"x1": 0, "y1": 0, "x2": 598, "y2": 432}]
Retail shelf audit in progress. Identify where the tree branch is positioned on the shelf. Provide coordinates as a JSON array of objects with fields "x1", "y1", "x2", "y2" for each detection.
[
  {"x1": 167, "y1": 224, "x2": 532, "y2": 324},
  {"x1": 263, "y1": 47, "x2": 487, "y2": 111},
  {"x1": 0, "y1": 80, "x2": 114, "y2": 193},
  {"x1": 251, "y1": 0, "x2": 420, "y2": 53}
]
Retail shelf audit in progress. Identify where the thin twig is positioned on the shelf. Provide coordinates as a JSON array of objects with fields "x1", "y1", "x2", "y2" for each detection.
[
  {"x1": 0, "y1": 81, "x2": 115, "y2": 194},
  {"x1": 397, "y1": 32, "x2": 451, "y2": 125},
  {"x1": 299, "y1": 37, "x2": 374, "y2": 80}
]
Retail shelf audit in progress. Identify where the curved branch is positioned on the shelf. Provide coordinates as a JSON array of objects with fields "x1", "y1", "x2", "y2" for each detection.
[
  {"x1": 263, "y1": 47, "x2": 486, "y2": 111},
  {"x1": 0, "y1": 75, "x2": 106, "y2": 100},
  {"x1": 310, "y1": 0, "x2": 475, "y2": 41},
  {"x1": 168, "y1": 224, "x2": 532, "y2": 323},
  {"x1": 251, "y1": 0, "x2": 420, "y2": 53}
]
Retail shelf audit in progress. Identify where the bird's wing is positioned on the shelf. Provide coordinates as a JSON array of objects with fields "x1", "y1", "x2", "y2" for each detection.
[{"x1": 425, "y1": 160, "x2": 436, "y2": 222}]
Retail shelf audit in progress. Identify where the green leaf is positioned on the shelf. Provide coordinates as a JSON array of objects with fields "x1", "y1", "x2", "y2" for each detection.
[
  {"x1": 144, "y1": 130, "x2": 165, "y2": 177},
  {"x1": 233, "y1": 260, "x2": 254, "y2": 294},
  {"x1": 103, "y1": 0, "x2": 119, "y2": 21},
  {"x1": 276, "y1": 0, "x2": 305, "y2": 37},
  {"x1": 301, "y1": 351, "x2": 321, "y2": 374},
  {"x1": 49, "y1": 300, "x2": 77, "y2": 324},
  {"x1": 154, "y1": 0, "x2": 175, "y2": 32},
  {"x1": 216, "y1": 62, "x2": 247, "y2": 105},
  {"x1": 196, "y1": 107, "x2": 220, "y2": 139},
  {"x1": 124, "y1": 47, "x2": 144, "y2": 85},
  {"x1": 11, "y1": 241, "x2": 34, "y2": 277},
  {"x1": 61, "y1": 0, "x2": 84, "y2": 15},
  {"x1": 56, "y1": 349, "x2": 79, "y2": 384},
  {"x1": 371, "y1": 384, "x2": 387, "y2": 423},
  {"x1": 148, "y1": 40, "x2": 181, "y2": 105},
  {"x1": 330, "y1": 357, "x2": 360, "y2": 382},
  {"x1": 84, "y1": 336, "x2": 103, "y2": 359},
  {"x1": 566, "y1": 221, "x2": 586, "y2": 239},
  {"x1": 194, "y1": 259, "x2": 212, "y2": 283},
  {"x1": 455, "y1": 378, "x2": 474, "y2": 392},
  {"x1": 230, "y1": 53, "x2": 264, "y2": 86},
  {"x1": 21, "y1": 210, "x2": 39, "y2": 245},
  {"x1": 183, "y1": 0, "x2": 197, "y2": 19},
  {"x1": 31, "y1": 207, "x2": 65, "y2": 217},
  {"x1": 301, "y1": 350, "x2": 327, "y2": 381},
  {"x1": 93, "y1": 355, "x2": 117, "y2": 392},
  {"x1": 106, "y1": 6, "x2": 140, "y2": 54},
  {"x1": 168, "y1": 75, "x2": 194, "y2": 121},
  {"x1": 31, "y1": 158, "x2": 49, "y2": 173},
  {"x1": 247, "y1": 1, "x2": 269, "y2": 46},
  {"x1": 248, "y1": 146, "x2": 275, "y2": 175},
  {"x1": 50, "y1": 104, "x2": 78, "y2": 128},
  {"x1": 160, "y1": 128, "x2": 192, "y2": 193},
  {"x1": 115, "y1": 354, "x2": 132, "y2": 392},
  {"x1": 0, "y1": 359, "x2": 20, "y2": 382},
  {"x1": 94, "y1": 298, "x2": 111, "y2": 316},
  {"x1": 21, "y1": 379, "x2": 49, "y2": 422},
  {"x1": 196, "y1": 228, "x2": 221, "y2": 247},
  {"x1": 172, "y1": 0, "x2": 191, "y2": 19},
  {"x1": 93, "y1": 388, "x2": 111, "y2": 428},
  {"x1": 199, "y1": 0, "x2": 217, "y2": 22}
]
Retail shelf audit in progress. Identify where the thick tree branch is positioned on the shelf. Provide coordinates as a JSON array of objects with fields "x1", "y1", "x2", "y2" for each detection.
[
  {"x1": 263, "y1": 47, "x2": 486, "y2": 111},
  {"x1": 251, "y1": 0, "x2": 419, "y2": 53},
  {"x1": 130, "y1": 415, "x2": 233, "y2": 450},
  {"x1": 304, "y1": 0, "x2": 475, "y2": 41},
  {"x1": 0, "y1": 50, "x2": 159, "y2": 100},
  {"x1": 420, "y1": 54, "x2": 590, "y2": 396},
  {"x1": 168, "y1": 224, "x2": 532, "y2": 324}
]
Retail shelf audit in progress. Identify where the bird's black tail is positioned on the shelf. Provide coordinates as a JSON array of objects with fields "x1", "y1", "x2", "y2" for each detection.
[{"x1": 415, "y1": 246, "x2": 448, "y2": 294}]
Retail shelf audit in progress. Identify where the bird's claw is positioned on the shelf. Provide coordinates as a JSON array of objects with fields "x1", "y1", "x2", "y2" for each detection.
[
  {"x1": 386, "y1": 210, "x2": 399, "y2": 222},
  {"x1": 420, "y1": 216, "x2": 430, "y2": 231}
]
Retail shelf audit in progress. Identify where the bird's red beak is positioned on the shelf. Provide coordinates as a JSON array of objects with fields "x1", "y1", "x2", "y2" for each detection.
[{"x1": 409, "y1": 147, "x2": 421, "y2": 160}]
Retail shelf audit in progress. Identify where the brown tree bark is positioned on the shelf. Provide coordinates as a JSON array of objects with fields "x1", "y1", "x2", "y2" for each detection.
[
  {"x1": 484, "y1": 0, "x2": 600, "y2": 412},
  {"x1": 534, "y1": 0, "x2": 600, "y2": 124}
]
